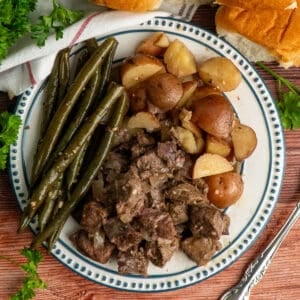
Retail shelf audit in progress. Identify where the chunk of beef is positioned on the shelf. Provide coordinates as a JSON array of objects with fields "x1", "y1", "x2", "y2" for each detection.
[
  {"x1": 136, "y1": 150, "x2": 169, "y2": 175},
  {"x1": 148, "y1": 188, "x2": 167, "y2": 211},
  {"x1": 131, "y1": 131, "x2": 155, "y2": 159},
  {"x1": 145, "y1": 237, "x2": 179, "y2": 267},
  {"x1": 80, "y1": 201, "x2": 108, "y2": 233},
  {"x1": 157, "y1": 141, "x2": 187, "y2": 170},
  {"x1": 103, "y1": 152, "x2": 129, "y2": 183},
  {"x1": 168, "y1": 202, "x2": 189, "y2": 225},
  {"x1": 189, "y1": 205, "x2": 230, "y2": 239},
  {"x1": 137, "y1": 208, "x2": 177, "y2": 241},
  {"x1": 103, "y1": 218, "x2": 143, "y2": 252},
  {"x1": 117, "y1": 247, "x2": 148, "y2": 276},
  {"x1": 116, "y1": 177, "x2": 146, "y2": 223},
  {"x1": 167, "y1": 182, "x2": 208, "y2": 205},
  {"x1": 181, "y1": 236, "x2": 222, "y2": 266},
  {"x1": 71, "y1": 230, "x2": 115, "y2": 264},
  {"x1": 91, "y1": 173, "x2": 106, "y2": 202}
]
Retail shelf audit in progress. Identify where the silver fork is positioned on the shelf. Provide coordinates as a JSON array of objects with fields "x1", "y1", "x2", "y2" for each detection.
[{"x1": 220, "y1": 201, "x2": 300, "y2": 300}]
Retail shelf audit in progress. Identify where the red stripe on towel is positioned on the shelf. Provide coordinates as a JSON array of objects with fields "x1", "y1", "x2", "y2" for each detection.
[
  {"x1": 26, "y1": 62, "x2": 36, "y2": 85},
  {"x1": 69, "y1": 12, "x2": 102, "y2": 46}
]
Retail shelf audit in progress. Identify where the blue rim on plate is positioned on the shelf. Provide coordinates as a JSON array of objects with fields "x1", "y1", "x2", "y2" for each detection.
[{"x1": 9, "y1": 17, "x2": 285, "y2": 292}]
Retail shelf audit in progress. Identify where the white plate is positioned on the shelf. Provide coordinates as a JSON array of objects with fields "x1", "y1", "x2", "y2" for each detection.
[{"x1": 9, "y1": 17, "x2": 285, "y2": 292}]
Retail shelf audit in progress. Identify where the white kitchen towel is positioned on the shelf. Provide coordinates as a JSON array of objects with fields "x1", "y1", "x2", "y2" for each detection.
[{"x1": 0, "y1": 0, "x2": 207, "y2": 96}]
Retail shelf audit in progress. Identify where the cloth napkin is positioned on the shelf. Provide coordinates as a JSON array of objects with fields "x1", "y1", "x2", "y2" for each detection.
[{"x1": 0, "y1": 0, "x2": 205, "y2": 96}]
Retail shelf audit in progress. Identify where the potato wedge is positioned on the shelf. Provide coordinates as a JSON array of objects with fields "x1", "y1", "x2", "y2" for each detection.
[
  {"x1": 199, "y1": 57, "x2": 242, "y2": 92},
  {"x1": 127, "y1": 111, "x2": 160, "y2": 131},
  {"x1": 175, "y1": 80, "x2": 198, "y2": 109},
  {"x1": 146, "y1": 73, "x2": 183, "y2": 111},
  {"x1": 192, "y1": 153, "x2": 234, "y2": 179},
  {"x1": 121, "y1": 54, "x2": 165, "y2": 89},
  {"x1": 191, "y1": 94, "x2": 234, "y2": 138},
  {"x1": 171, "y1": 126, "x2": 204, "y2": 154},
  {"x1": 205, "y1": 171, "x2": 244, "y2": 208},
  {"x1": 136, "y1": 32, "x2": 169, "y2": 56},
  {"x1": 231, "y1": 122, "x2": 257, "y2": 161},
  {"x1": 186, "y1": 85, "x2": 222, "y2": 108},
  {"x1": 179, "y1": 108, "x2": 202, "y2": 138},
  {"x1": 206, "y1": 135, "x2": 232, "y2": 158},
  {"x1": 164, "y1": 39, "x2": 197, "y2": 78}
]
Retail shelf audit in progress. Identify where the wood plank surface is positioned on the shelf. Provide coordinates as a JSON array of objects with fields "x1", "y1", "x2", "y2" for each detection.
[{"x1": 0, "y1": 5, "x2": 299, "y2": 300}]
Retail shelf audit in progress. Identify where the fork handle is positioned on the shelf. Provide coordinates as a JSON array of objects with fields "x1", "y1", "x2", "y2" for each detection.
[{"x1": 220, "y1": 202, "x2": 300, "y2": 300}]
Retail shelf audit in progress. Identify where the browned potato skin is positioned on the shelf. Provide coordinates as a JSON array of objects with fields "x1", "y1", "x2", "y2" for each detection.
[
  {"x1": 136, "y1": 32, "x2": 169, "y2": 57},
  {"x1": 199, "y1": 57, "x2": 242, "y2": 92},
  {"x1": 146, "y1": 73, "x2": 183, "y2": 111},
  {"x1": 205, "y1": 171, "x2": 244, "y2": 208},
  {"x1": 127, "y1": 84, "x2": 148, "y2": 113},
  {"x1": 191, "y1": 94, "x2": 234, "y2": 138}
]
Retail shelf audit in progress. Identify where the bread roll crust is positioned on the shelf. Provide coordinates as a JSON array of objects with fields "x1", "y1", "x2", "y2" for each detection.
[
  {"x1": 216, "y1": 0, "x2": 297, "y2": 10},
  {"x1": 215, "y1": 6, "x2": 300, "y2": 67},
  {"x1": 90, "y1": 0, "x2": 162, "y2": 11}
]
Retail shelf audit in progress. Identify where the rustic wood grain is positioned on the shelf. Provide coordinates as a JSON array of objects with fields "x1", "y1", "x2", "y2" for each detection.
[{"x1": 0, "y1": 5, "x2": 300, "y2": 300}]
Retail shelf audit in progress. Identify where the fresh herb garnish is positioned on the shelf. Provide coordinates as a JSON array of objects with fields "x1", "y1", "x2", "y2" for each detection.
[
  {"x1": 0, "y1": 248, "x2": 47, "y2": 300},
  {"x1": 256, "y1": 62, "x2": 300, "y2": 129},
  {"x1": 0, "y1": 0, "x2": 83, "y2": 63},
  {"x1": 0, "y1": 111, "x2": 22, "y2": 170},
  {"x1": 31, "y1": 0, "x2": 84, "y2": 47}
]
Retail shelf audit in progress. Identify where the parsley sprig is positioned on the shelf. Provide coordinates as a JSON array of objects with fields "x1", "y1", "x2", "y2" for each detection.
[
  {"x1": 0, "y1": 111, "x2": 22, "y2": 170},
  {"x1": 257, "y1": 62, "x2": 300, "y2": 129},
  {"x1": 0, "y1": 0, "x2": 83, "y2": 63},
  {"x1": 31, "y1": 0, "x2": 84, "y2": 47},
  {"x1": 0, "y1": 248, "x2": 47, "y2": 300}
]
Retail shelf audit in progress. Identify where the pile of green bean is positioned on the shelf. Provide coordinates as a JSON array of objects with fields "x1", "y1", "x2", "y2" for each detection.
[{"x1": 18, "y1": 37, "x2": 129, "y2": 250}]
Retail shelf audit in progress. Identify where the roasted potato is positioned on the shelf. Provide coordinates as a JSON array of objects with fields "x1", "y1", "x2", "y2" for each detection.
[
  {"x1": 171, "y1": 126, "x2": 204, "y2": 154},
  {"x1": 164, "y1": 39, "x2": 197, "y2": 78},
  {"x1": 127, "y1": 84, "x2": 148, "y2": 113},
  {"x1": 192, "y1": 153, "x2": 234, "y2": 179},
  {"x1": 136, "y1": 32, "x2": 170, "y2": 56},
  {"x1": 206, "y1": 134, "x2": 232, "y2": 158},
  {"x1": 231, "y1": 122, "x2": 257, "y2": 161},
  {"x1": 179, "y1": 108, "x2": 202, "y2": 138},
  {"x1": 199, "y1": 57, "x2": 242, "y2": 92},
  {"x1": 175, "y1": 80, "x2": 198, "y2": 109},
  {"x1": 127, "y1": 111, "x2": 160, "y2": 131},
  {"x1": 186, "y1": 85, "x2": 222, "y2": 108},
  {"x1": 121, "y1": 54, "x2": 165, "y2": 89},
  {"x1": 191, "y1": 94, "x2": 234, "y2": 138},
  {"x1": 146, "y1": 73, "x2": 183, "y2": 111},
  {"x1": 205, "y1": 171, "x2": 244, "y2": 208}
]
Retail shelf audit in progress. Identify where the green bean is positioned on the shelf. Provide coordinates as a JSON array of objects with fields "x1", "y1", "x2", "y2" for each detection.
[
  {"x1": 47, "y1": 220, "x2": 65, "y2": 251},
  {"x1": 31, "y1": 92, "x2": 129, "y2": 249},
  {"x1": 38, "y1": 176, "x2": 63, "y2": 232},
  {"x1": 44, "y1": 41, "x2": 118, "y2": 173},
  {"x1": 31, "y1": 37, "x2": 118, "y2": 185},
  {"x1": 53, "y1": 66, "x2": 103, "y2": 155},
  {"x1": 41, "y1": 51, "x2": 62, "y2": 132},
  {"x1": 65, "y1": 136, "x2": 90, "y2": 191},
  {"x1": 19, "y1": 83, "x2": 124, "y2": 231},
  {"x1": 58, "y1": 47, "x2": 71, "y2": 100},
  {"x1": 85, "y1": 38, "x2": 98, "y2": 52}
]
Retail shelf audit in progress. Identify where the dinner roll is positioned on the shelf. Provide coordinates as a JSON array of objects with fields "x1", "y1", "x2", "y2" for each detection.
[
  {"x1": 215, "y1": 6, "x2": 300, "y2": 67},
  {"x1": 90, "y1": 0, "x2": 163, "y2": 11},
  {"x1": 215, "y1": 0, "x2": 298, "y2": 10}
]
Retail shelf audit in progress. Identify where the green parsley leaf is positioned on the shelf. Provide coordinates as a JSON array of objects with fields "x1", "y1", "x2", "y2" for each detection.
[
  {"x1": 256, "y1": 62, "x2": 300, "y2": 130},
  {"x1": 31, "y1": 0, "x2": 83, "y2": 47},
  {"x1": 0, "y1": 248, "x2": 46, "y2": 300},
  {"x1": 0, "y1": 111, "x2": 22, "y2": 170},
  {"x1": 277, "y1": 91, "x2": 300, "y2": 130},
  {"x1": 0, "y1": 0, "x2": 37, "y2": 62},
  {"x1": 0, "y1": 0, "x2": 83, "y2": 63}
]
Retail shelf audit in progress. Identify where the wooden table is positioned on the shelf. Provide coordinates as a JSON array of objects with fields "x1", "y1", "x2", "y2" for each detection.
[{"x1": 0, "y1": 5, "x2": 299, "y2": 300}]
